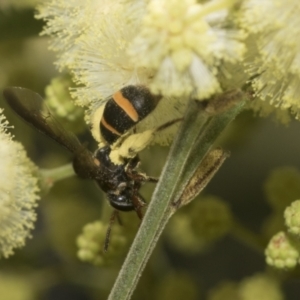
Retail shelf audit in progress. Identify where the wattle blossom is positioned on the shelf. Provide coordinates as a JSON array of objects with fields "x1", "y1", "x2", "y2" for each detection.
[
  {"x1": 129, "y1": 0, "x2": 245, "y2": 99},
  {"x1": 239, "y1": 0, "x2": 300, "y2": 119},
  {"x1": 36, "y1": 0, "x2": 245, "y2": 145},
  {"x1": 0, "y1": 110, "x2": 40, "y2": 258}
]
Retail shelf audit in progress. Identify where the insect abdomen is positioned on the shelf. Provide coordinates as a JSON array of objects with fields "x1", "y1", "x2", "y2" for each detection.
[{"x1": 100, "y1": 85, "x2": 160, "y2": 144}]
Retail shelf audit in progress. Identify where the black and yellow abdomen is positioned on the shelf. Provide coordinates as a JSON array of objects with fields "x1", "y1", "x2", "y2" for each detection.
[{"x1": 100, "y1": 85, "x2": 160, "y2": 144}]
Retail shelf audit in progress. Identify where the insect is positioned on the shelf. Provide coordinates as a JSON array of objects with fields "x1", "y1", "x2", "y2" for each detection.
[
  {"x1": 3, "y1": 86, "x2": 179, "y2": 250},
  {"x1": 99, "y1": 85, "x2": 161, "y2": 145}
]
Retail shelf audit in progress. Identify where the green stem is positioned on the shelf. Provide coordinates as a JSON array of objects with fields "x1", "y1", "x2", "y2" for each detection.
[
  {"x1": 175, "y1": 91, "x2": 246, "y2": 203},
  {"x1": 38, "y1": 163, "x2": 76, "y2": 195},
  {"x1": 40, "y1": 163, "x2": 76, "y2": 182},
  {"x1": 108, "y1": 90, "x2": 248, "y2": 300},
  {"x1": 230, "y1": 220, "x2": 267, "y2": 254}
]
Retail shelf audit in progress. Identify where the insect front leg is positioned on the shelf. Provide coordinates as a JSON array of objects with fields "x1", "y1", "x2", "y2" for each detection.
[
  {"x1": 126, "y1": 157, "x2": 159, "y2": 184},
  {"x1": 131, "y1": 194, "x2": 146, "y2": 220}
]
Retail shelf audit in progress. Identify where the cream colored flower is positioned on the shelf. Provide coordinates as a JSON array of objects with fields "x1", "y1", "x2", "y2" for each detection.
[
  {"x1": 70, "y1": 0, "x2": 149, "y2": 106},
  {"x1": 44, "y1": 75, "x2": 86, "y2": 133},
  {"x1": 129, "y1": 0, "x2": 245, "y2": 99},
  {"x1": 36, "y1": 0, "x2": 106, "y2": 71},
  {"x1": 239, "y1": 273, "x2": 284, "y2": 300},
  {"x1": 36, "y1": 0, "x2": 244, "y2": 145},
  {"x1": 240, "y1": 0, "x2": 300, "y2": 119},
  {"x1": 38, "y1": 0, "x2": 183, "y2": 144},
  {"x1": 0, "y1": 110, "x2": 40, "y2": 258}
]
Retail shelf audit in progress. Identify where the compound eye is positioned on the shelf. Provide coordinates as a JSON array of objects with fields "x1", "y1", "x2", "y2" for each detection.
[{"x1": 108, "y1": 194, "x2": 134, "y2": 212}]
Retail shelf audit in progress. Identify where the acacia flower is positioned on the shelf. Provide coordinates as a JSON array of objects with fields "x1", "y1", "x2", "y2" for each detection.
[
  {"x1": 37, "y1": 0, "x2": 183, "y2": 145},
  {"x1": 77, "y1": 221, "x2": 127, "y2": 266},
  {"x1": 239, "y1": 0, "x2": 300, "y2": 119},
  {"x1": 129, "y1": 0, "x2": 245, "y2": 99},
  {"x1": 71, "y1": 0, "x2": 148, "y2": 105},
  {"x1": 0, "y1": 110, "x2": 40, "y2": 258},
  {"x1": 36, "y1": 0, "x2": 100, "y2": 71},
  {"x1": 44, "y1": 76, "x2": 86, "y2": 134},
  {"x1": 265, "y1": 231, "x2": 300, "y2": 269},
  {"x1": 239, "y1": 273, "x2": 284, "y2": 300},
  {"x1": 36, "y1": 0, "x2": 148, "y2": 104},
  {"x1": 284, "y1": 200, "x2": 300, "y2": 237},
  {"x1": 263, "y1": 166, "x2": 300, "y2": 212},
  {"x1": 37, "y1": 0, "x2": 246, "y2": 145}
]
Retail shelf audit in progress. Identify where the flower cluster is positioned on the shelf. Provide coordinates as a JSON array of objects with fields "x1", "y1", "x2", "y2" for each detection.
[
  {"x1": 208, "y1": 273, "x2": 284, "y2": 300},
  {"x1": 239, "y1": 0, "x2": 300, "y2": 119},
  {"x1": 263, "y1": 166, "x2": 300, "y2": 211},
  {"x1": 37, "y1": 0, "x2": 300, "y2": 129},
  {"x1": 36, "y1": 0, "x2": 246, "y2": 145},
  {"x1": 265, "y1": 231, "x2": 300, "y2": 269},
  {"x1": 130, "y1": 0, "x2": 245, "y2": 99},
  {"x1": 263, "y1": 167, "x2": 300, "y2": 270},
  {"x1": 284, "y1": 200, "x2": 300, "y2": 236},
  {"x1": 167, "y1": 195, "x2": 232, "y2": 253},
  {"x1": 0, "y1": 110, "x2": 40, "y2": 258},
  {"x1": 36, "y1": 0, "x2": 148, "y2": 105},
  {"x1": 44, "y1": 76, "x2": 86, "y2": 133},
  {"x1": 77, "y1": 220, "x2": 128, "y2": 266}
]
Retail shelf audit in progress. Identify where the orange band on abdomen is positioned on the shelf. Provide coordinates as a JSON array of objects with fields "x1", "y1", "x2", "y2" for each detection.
[
  {"x1": 113, "y1": 90, "x2": 139, "y2": 122},
  {"x1": 101, "y1": 117, "x2": 122, "y2": 136}
]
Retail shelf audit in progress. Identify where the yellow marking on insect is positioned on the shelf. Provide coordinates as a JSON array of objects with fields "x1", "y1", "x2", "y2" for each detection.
[
  {"x1": 101, "y1": 117, "x2": 122, "y2": 136},
  {"x1": 90, "y1": 104, "x2": 105, "y2": 143},
  {"x1": 110, "y1": 129, "x2": 155, "y2": 165},
  {"x1": 113, "y1": 90, "x2": 139, "y2": 122}
]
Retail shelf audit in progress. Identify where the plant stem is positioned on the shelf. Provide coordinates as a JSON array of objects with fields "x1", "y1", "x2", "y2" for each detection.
[
  {"x1": 108, "y1": 90, "x2": 248, "y2": 300},
  {"x1": 231, "y1": 220, "x2": 267, "y2": 254},
  {"x1": 38, "y1": 163, "x2": 76, "y2": 195},
  {"x1": 174, "y1": 90, "x2": 246, "y2": 204}
]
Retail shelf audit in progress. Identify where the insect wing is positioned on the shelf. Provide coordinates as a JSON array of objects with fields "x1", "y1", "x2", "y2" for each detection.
[
  {"x1": 3, "y1": 87, "x2": 99, "y2": 179},
  {"x1": 3, "y1": 87, "x2": 81, "y2": 152}
]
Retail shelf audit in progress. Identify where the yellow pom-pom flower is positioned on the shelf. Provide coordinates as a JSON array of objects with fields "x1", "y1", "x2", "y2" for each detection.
[
  {"x1": 130, "y1": 0, "x2": 245, "y2": 99},
  {"x1": 284, "y1": 200, "x2": 300, "y2": 237},
  {"x1": 265, "y1": 231, "x2": 300, "y2": 269},
  {"x1": 239, "y1": 0, "x2": 300, "y2": 119},
  {"x1": 239, "y1": 273, "x2": 284, "y2": 300},
  {"x1": 0, "y1": 110, "x2": 40, "y2": 258}
]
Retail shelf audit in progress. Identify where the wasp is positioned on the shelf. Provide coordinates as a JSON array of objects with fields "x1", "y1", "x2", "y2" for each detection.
[
  {"x1": 3, "y1": 86, "x2": 180, "y2": 250},
  {"x1": 99, "y1": 85, "x2": 161, "y2": 144}
]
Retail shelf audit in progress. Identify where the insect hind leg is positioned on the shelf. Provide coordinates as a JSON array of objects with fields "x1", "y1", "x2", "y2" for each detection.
[{"x1": 104, "y1": 209, "x2": 119, "y2": 252}]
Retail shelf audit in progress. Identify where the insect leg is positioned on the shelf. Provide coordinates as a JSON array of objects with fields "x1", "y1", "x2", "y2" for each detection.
[
  {"x1": 104, "y1": 209, "x2": 119, "y2": 252},
  {"x1": 132, "y1": 194, "x2": 146, "y2": 220},
  {"x1": 126, "y1": 157, "x2": 159, "y2": 183},
  {"x1": 155, "y1": 117, "x2": 183, "y2": 133}
]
